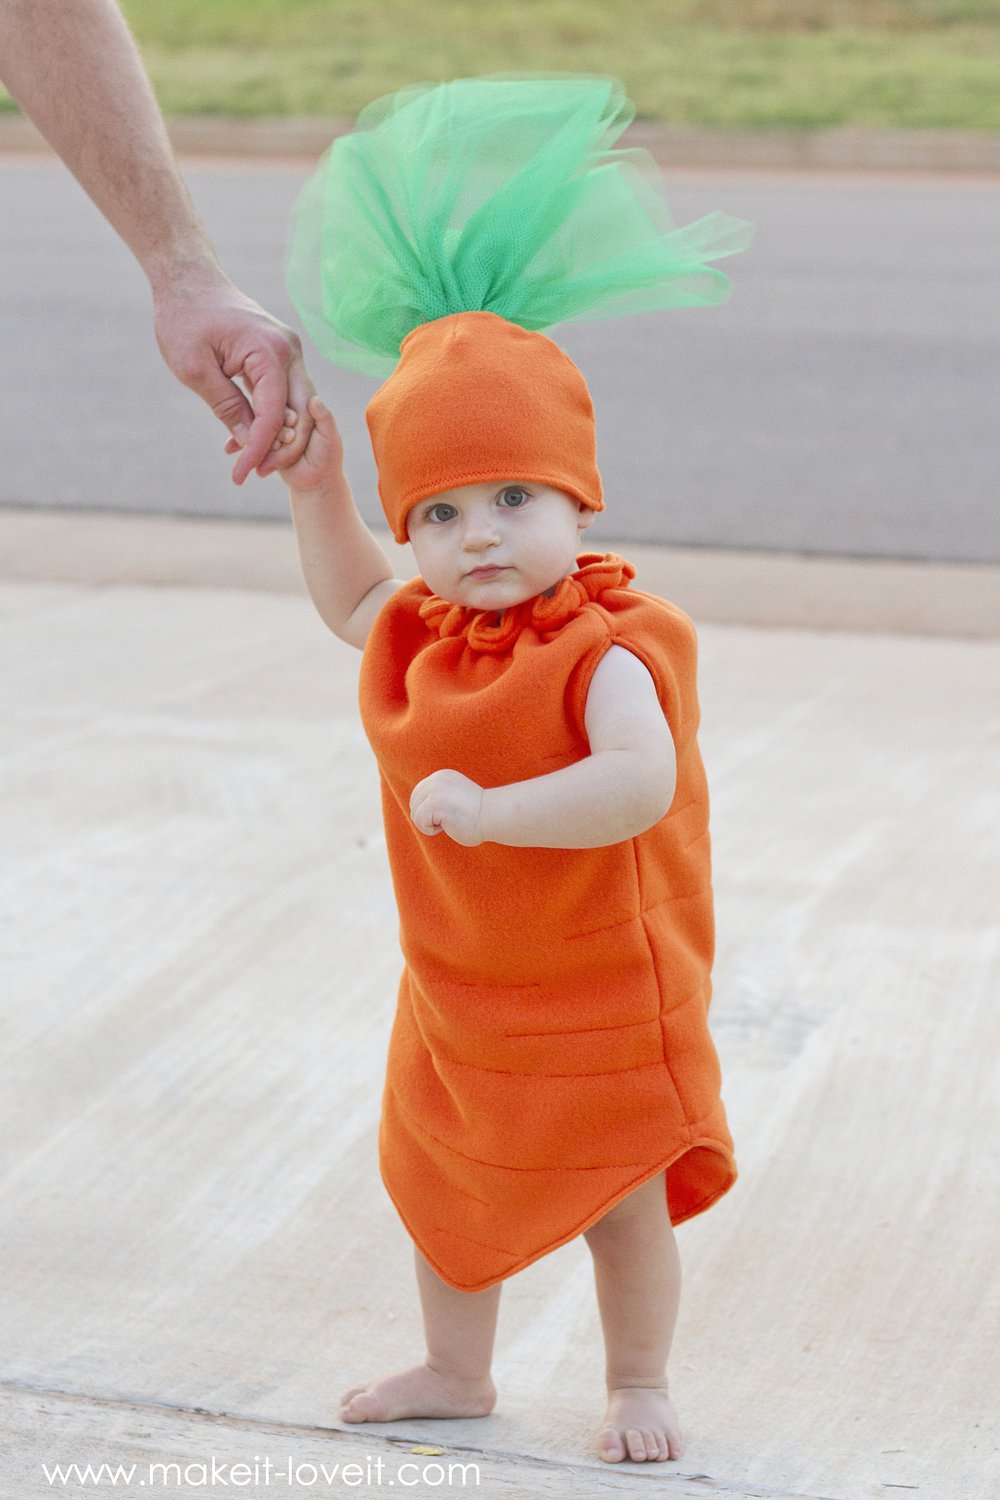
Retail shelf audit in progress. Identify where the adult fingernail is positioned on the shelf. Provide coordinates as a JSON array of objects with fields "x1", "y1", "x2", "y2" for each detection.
[{"x1": 234, "y1": 423, "x2": 250, "y2": 445}]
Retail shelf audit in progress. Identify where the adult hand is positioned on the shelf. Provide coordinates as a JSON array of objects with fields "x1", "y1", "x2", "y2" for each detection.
[
  {"x1": 0, "y1": 0, "x2": 318, "y2": 483},
  {"x1": 153, "y1": 264, "x2": 316, "y2": 485}
]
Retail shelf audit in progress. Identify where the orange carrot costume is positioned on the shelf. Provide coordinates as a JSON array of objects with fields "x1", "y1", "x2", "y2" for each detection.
[
  {"x1": 358, "y1": 552, "x2": 735, "y2": 1291},
  {"x1": 286, "y1": 74, "x2": 754, "y2": 1291}
]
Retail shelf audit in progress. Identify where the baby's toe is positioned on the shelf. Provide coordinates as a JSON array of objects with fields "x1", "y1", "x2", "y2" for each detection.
[
  {"x1": 597, "y1": 1425, "x2": 627, "y2": 1463},
  {"x1": 625, "y1": 1427, "x2": 649, "y2": 1462},
  {"x1": 664, "y1": 1416, "x2": 686, "y2": 1460},
  {"x1": 339, "y1": 1384, "x2": 376, "y2": 1421},
  {"x1": 354, "y1": 1390, "x2": 390, "y2": 1421},
  {"x1": 637, "y1": 1428, "x2": 668, "y2": 1462}
]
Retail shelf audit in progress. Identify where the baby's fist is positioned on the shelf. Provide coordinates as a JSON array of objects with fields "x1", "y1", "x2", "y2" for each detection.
[
  {"x1": 410, "y1": 769, "x2": 485, "y2": 847},
  {"x1": 226, "y1": 395, "x2": 344, "y2": 492}
]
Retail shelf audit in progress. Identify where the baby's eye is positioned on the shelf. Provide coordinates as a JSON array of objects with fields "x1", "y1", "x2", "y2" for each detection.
[
  {"x1": 426, "y1": 503, "x2": 457, "y2": 524},
  {"x1": 498, "y1": 487, "x2": 529, "y2": 508}
]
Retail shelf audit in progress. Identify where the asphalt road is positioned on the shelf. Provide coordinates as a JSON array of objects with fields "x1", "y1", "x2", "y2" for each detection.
[{"x1": 1, "y1": 156, "x2": 997, "y2": 563}]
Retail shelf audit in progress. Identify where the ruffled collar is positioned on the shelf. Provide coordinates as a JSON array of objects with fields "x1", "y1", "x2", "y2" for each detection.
[{"x1": 417, "y1": 552, "x2": 635, "y2": 655}]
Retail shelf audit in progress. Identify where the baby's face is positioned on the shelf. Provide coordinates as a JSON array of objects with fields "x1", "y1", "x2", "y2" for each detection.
[{"x1": 405, "y1": 480, "x2": 594, "y2": 610}]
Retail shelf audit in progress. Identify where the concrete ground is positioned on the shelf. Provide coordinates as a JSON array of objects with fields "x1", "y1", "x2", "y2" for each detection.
[{"x1": 2, "y1": 508, "x2": 999, "y2": 1500}]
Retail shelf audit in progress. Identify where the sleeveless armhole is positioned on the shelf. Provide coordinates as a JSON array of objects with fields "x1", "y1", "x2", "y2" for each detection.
[{"x1": 566, "y1": 597, "x2": 688, "y2": 760}]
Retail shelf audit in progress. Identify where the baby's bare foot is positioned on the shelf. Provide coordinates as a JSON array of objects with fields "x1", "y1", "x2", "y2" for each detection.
[
  {"x1": 597, "y1": 1385, "x2": 685, "y2": 1463},
  {"x1": 340, "y1": 1361, "x2": 497, "y2": 1423}
]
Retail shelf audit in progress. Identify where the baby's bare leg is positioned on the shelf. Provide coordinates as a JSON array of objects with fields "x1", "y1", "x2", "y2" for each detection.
[
  {"x1": 340, "y1": 1245, "x2": 501, "y2": 1422},
  {"x1": 583, "y1": 1170, "x2": 685, "y2": 1464}
]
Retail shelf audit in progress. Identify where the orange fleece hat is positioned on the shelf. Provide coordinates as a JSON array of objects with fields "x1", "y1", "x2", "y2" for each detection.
[{"x1": 365, "y1": 310, "x2": 605, "y2": 542}]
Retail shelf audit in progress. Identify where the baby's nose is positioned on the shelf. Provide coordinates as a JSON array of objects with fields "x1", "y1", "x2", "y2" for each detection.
[{"x1": 461, "y1": 516, "x2": 501, "y2": 548}]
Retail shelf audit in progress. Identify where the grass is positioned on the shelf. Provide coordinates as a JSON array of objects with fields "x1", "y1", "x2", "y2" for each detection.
[{"x1": 2, "y1": 0, "x2": 999, "y2": 127}]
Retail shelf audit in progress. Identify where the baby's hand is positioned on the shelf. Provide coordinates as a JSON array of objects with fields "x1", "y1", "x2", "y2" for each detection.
[
  {"x1": 224, "y1": 395, "x2": 344, "y2": 492},
  {"x1": 410, "y1": 770, "x2": 485, "y2": 848}
]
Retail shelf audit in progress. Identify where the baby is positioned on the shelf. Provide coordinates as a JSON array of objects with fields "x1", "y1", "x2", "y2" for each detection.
[
  {"x1": 248, "y1": 71, "x2": 751, "y2": 1468},
  {"x1": 245, "y1": 348, "x2": 731, "y2": 1464}
]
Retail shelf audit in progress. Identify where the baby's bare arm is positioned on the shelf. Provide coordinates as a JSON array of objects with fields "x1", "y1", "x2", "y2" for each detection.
[
  {"x1": 477, "y1": 646, "x2": 677, "y2": 848},
  {"x1": 279, "y1": 397, "x2": 405, "y2": 649},
  {"x1": 412, "y1": 648, "x2": 676, "y2": 848}
]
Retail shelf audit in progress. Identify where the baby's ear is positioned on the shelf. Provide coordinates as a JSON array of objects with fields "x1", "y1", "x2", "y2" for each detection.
[{"x1": 577, "y1": 502, "x2": 596, "y2": 529}]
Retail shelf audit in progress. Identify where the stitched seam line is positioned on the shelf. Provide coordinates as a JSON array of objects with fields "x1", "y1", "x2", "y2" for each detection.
[
  {"x1": 503, "y1": 1018, "x2": 659, "y2": 1039},
  {"x1": 452, "y1": 979, "x2": 542, "y2": 991},
  {"x1": 432, "y1": 1053, "x2": 669, "y2": 1080},
  {"x1": 565, "y1": 886, "x2": 712, "y2": 942},
  {"x1": 434, "y1": 1225, "x2": 521, "y2": 1255},
  {"x1": 388, "y1": 1086, "x2": 649, "y2": 1172}
]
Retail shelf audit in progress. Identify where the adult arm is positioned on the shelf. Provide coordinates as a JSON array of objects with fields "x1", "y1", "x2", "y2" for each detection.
[
  {"x1": 0, "y1": 0, "x2": 313, "y2": 482},
  {"x1": 410, "y1": 646, "x2": 678, "y2": 848}
]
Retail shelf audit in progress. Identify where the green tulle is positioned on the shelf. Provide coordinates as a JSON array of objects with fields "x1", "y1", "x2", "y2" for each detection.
[{"x1": 286, "y1": 73, "x2": 755, "y2": 378}]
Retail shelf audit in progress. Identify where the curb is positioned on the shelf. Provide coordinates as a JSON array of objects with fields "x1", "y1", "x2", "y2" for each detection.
[{"x1": 1, "y1": 112, "x2": 998, "y2": 173}]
